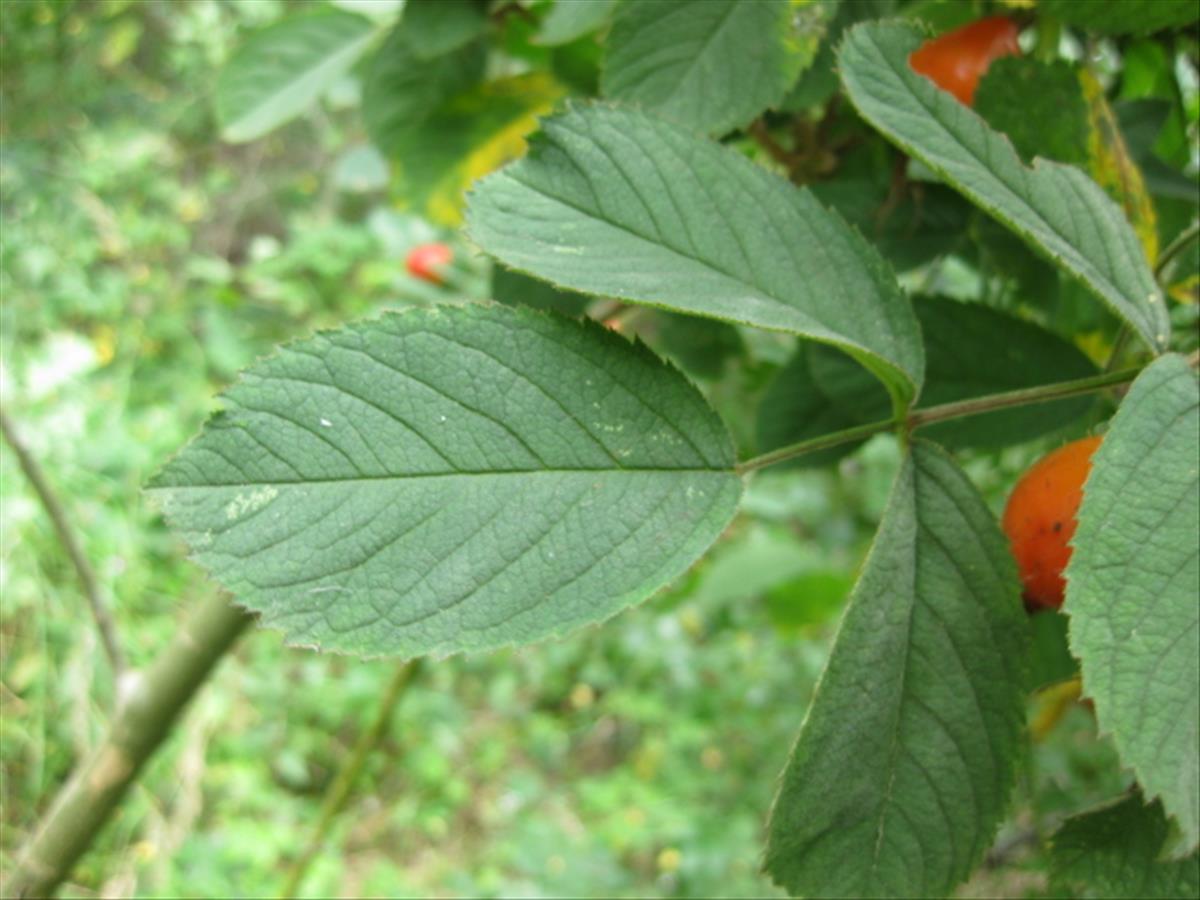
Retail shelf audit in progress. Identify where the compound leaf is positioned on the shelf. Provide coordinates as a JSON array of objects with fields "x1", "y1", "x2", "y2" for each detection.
[
  {"x1": 1066, "y1": 354, "x2": 1200, "y2": 853},
  {"x1": 149, "y1": 305, "x2": 741, "y2": 659},
  {"x1": 757, "y1": 298, "x2": 1098, "y2": 463},
  {"x1": 467, "y1": 103, "x2": 923, "y2": 409},
  {"x1": 765, "y1": 441, "x2": 1027, "y2": 897},
  {"x1": 838, "y1": 22, "x2": 1170, "y2": 354}
]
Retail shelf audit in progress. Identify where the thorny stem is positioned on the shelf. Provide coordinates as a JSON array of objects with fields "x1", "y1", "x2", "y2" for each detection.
[
  {"x1": 279, "y1": 659, "x2": 425, "y2": 900},
  {"x1": 736, "y1": 364, "x2": 1151, "y2": 475},
  {"x1": 0, "y1": 407, "x2": 128, "y2": 679}
]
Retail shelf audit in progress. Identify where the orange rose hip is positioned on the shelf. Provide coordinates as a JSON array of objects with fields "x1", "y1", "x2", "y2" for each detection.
[
  {"x1": 1001, "y1": 436, "x2": 1102, "y2": 610},
  {"x1": 909, "y1": 16, "x2": 1021, "y2": 106}
]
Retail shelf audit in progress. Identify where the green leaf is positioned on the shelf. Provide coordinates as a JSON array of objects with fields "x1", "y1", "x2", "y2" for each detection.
[
  {"x1": 396, "y1": 73, "x2": 565, "y2": 225},
  {"x1": 492, "y1": 266, "x2": 590, "y2": 317},
  {"x1": 655, "y1": 312, "x2": 744, "y2": 380},
  {"x1": 1050, "y1": 793, "x2": 1200, "y2": 898},
  {"x1": 601, "y1": 0, "x2": 821, "y2": 136},
  {"x1": 755, "y1": 344, "x2": 867, "y2": 470},
  {"x1": 838, "y1": 22, "x2": 1171, "y2": 354},
  {"x1": 148, "y1": 305, "x2": 741, "y2": 658},
  {"x1": 1066, "y1": 354, "x2": 1200, "y2": 853},
  {"x1": 809, "y1": 177, "x2": 971, "y2": 273},
  {"x1": 466, "y1": 103, "x2": 924, "y2": 408},
  {"x1": 1028, "y1": 610, "x2": 1078, "y2": 692},
  {"x1": 757, "y1": 298, "x2": 1099, "y2": 461},
  {"x1": 764, "y1": 441, "x2": 1027, "y2": 897},
  {"x1": 783, "y1": 0, "x2": 896, "y2": 112},
  {"x1": 362, "y1": 8, "x2": 485, "y2": 155},
  {"x1": 975, "y1": 58, "x2": 1089, "y2": 167},
  {"x1": 396, "y1": 0, "x2": 487, "y2": 57},
  {"x1": 1039, "y1": 0, "x2": 1200, "y2": 36},
  {"x1": 216, "y1": 10, "x2": 378, "y2": 143},
  {"x1": 535, "y1": 0, "x2": 617, "y2": 47},
  {"x1": 910, "y1": 297, "x2": 1099, "y2": 448}
]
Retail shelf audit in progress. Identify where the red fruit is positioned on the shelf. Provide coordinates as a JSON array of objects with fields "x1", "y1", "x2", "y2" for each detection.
[
  {"x1": 1001, "y1": 436, "x2": 1102, "y2": 611},
  {"x1": 406, "y1": 243, "x2": 453, "y2": 284},
  {"x1": 909, "y1": 16, "x2": 1021, "y2": 106}
]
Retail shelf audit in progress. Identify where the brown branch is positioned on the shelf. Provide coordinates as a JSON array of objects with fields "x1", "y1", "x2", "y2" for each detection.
[
  {"x1": 749, "y1": 119, "x2": 798, "y2": 172},
  {"x1": 0, "y1": 407, "x2": 127, "y2": 678},
  {"x1": 4, "y1": 593, "x2": 252, "y2": 899}
]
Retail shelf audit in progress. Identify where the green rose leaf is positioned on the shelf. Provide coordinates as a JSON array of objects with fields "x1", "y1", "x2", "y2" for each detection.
[
  {"x1": 362, "y1": 11, "x2": 486, "y2": 157},
  {"x1": 765, "y1": 441, "x2": 1027, "y2": 897},
  {"x1": 492, "y1": 266, "x2": 590, "y2": 317},
  {"x1": 148, "y1": 305, "x2": 741, "y2": 659},
  {"x1": 467, "y1": 103, "x2": 924, "y2": 409},
  {"x1": 1050, "y1": 792, "x2": 1200, "y2": 898},
  {"x1": 216, "y1": 10, "x2": 378, "y2": 143},
  {"x1": 838, "y1": 22, "x2": 1170, "y2": 354},
  {"x1": 1066, "y1": 354, "x2": 1200, "y2": 853},
  {"x1": 601, "y1": 0, "x2": 820, "y2": 136},
  {"x1": 1039, "y1": 0, "x2": 1199, "y2": 36},
  {"x1": 535, "y1": 0, "x2": 617, "y2": 47}
]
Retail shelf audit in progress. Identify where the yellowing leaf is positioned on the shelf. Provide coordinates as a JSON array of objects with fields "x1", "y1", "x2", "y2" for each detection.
[
  {"x1": 1168, "y1": 274, "x2": 1199, "y2": 304},
  {"x1": 1081, "y1": 69, "x2": 1159, "y2": 264},
  {"x1": 399, "y1": 73, "x2": 565, "y2": 227}
]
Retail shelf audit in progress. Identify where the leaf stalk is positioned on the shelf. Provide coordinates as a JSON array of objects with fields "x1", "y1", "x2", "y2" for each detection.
[{"x1": 737, "y1": 364, "x2": 1148, "y2": 474}]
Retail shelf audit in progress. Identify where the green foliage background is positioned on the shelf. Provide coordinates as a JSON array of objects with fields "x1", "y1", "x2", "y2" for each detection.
[{"x1": 1, "y1": 1, "x2": 1195, "y2": 897}]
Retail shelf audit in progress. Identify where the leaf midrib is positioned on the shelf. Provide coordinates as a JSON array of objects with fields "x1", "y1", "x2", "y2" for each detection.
[
  {"x1": 149, "y1": 466, "x2": 735, "y2": 491},
  {"x1": 499, "y1": 167, "x2": 842, "y2": 339}
]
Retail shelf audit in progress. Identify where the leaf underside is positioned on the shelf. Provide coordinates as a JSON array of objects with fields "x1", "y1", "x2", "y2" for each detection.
[
  {"x1": 601, "y1": 0, "x2": 809, "y2": 137},
  {"x1": 149, "y1": 304, "x2": 741, "y2": 659},
  {"x1": 765, "y1": 441, "x2": 1027, "y2": 898},
  {"x1": 467, "y1": 103, "x2": 924, "y2": 408},
  {"x1": 1066, "y1": 354, "x2": 1200, "y2": 853},
  {"x1": 838, "y1": 22, "x2": 1170, "y2": 354}
]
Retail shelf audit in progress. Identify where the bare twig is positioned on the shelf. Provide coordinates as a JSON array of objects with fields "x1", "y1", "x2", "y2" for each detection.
[
  {"x1": 4, "y1": 593, "x2": 252, "y2": 899},
  {"x1": 1, "y1": 407, "x2": 127, "y2": 679},
  {"x1": 279, "y1": 659, "x2": 425, "y2": 900}
]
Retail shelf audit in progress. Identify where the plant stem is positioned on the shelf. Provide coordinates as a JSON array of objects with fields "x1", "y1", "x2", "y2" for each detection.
[
  {"x1": 1154, "y1": 221, "x2": 1199, "y2": 282},
  {"x1": 1103, "y1": 325, "x2": 1132, "y2": 374},
  {"x1": 5, "y1": 594, "x2": 252, "y2": 899},
  {"x1": 0, "y1": 407, "x2": 127, "y2": 679},
  {"x1": 736, "y1": 417, "x2": 896, "y2": 475},
  {"x1": 737, "y1": 365, "x2": 1145, "y2": 474},
  {"x1": 278, "y1": 659, "x2": 425, "y2": 900},
  {"x1": 749, "y1": 119, "x2": 797, "y2": 172},
  {"x1": 906, "y1": 365, "x2": 1143, "y2": 428}
]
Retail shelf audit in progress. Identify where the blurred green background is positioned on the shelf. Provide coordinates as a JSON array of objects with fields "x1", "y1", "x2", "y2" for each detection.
[{"x1": 0, "y1": 2, "x2": 1148, "y2": 897}]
